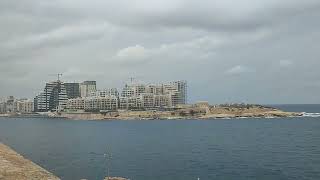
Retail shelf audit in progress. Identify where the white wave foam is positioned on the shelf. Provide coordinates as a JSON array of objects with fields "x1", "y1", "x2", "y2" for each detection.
[{"x1": 302, "y1": 112, "x2": 320, "y2": 117}]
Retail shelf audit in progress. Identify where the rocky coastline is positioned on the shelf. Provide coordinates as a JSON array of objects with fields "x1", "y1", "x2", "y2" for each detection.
[
  {"x1": 57, "y1": 104, "x2": 302, "y2": 120},
  {"x1": 0, "y1": 143, "x2": 128, "y2": 180},
  {"x1": 0, "y1": 143, "x2": 60, "y2": 180},
  {"x1": 1, "y1": 104, "x2": 302, "y2": 121}
]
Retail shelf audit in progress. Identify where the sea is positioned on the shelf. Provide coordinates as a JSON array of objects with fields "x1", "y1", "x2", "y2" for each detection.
[{"x1": 0, "y1": 104, "x2": 320, "y2": 180}]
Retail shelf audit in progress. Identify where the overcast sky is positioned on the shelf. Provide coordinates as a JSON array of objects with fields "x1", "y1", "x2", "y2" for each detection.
[{"x1": 1, "y1": 0, "x2": 320, "y2": 104}]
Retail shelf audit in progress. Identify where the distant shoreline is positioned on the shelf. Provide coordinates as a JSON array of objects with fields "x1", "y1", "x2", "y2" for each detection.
[{"x1": 1, "y1": 104, "x2": 303, "y2": 120}]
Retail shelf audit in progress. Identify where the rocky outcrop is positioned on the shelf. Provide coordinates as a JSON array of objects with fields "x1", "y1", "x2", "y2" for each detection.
[{"x1": 58, "y1": 105, "x2": 302, "y2": 120}]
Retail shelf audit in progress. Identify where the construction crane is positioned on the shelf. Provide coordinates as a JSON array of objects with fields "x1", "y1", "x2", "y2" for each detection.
[
  {"x1": 128, "y1": 76, "x2": 145, "y2": 84},
  {"x1": 129, "y1": 77, "x2": 135, "y2": 83},
  {"x1": 49, "y1": 73, "x2": 63, "y2": 81}
]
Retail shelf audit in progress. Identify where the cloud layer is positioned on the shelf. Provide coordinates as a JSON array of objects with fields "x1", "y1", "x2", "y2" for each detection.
[{"x1": 1, "y1": 0, "x2": 320, "y2": 104}]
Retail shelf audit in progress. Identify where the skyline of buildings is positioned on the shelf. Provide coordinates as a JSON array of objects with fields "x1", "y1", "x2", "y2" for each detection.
[
  {"x1": 0, "y1": 96, "x2": 34, "y2": 114},
  {"x1": 0, "y1": 79, "x2": 187, "y2": 113},
  {"x1": 67, "y1": 80, "x2": 187, "y2": 111}
]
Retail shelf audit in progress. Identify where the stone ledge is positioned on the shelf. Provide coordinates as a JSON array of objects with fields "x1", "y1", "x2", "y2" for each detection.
[{"x1": 0, "y1": 143, "x2": 60, "y2": 180}]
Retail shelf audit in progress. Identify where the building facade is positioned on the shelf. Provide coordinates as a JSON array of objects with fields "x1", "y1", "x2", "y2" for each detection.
[
  {"x1": 34, "y1": 81, "x2": 68, "y2": 112},
  {"x1": 84, "y1": 96, "x2": 118, "y2": 111},
  {"x1": 64, "y1": 83, "x2": 80, "y2": 99},
  {"x1": 119, "y1": 80, "x2": 187, "y2": 109},
  {"x1": 0, "y1": 97, "x2": 34, "y2": 114},
  {"x1": 15, "y1": 99, "x2": 34, "y2": 113},
  {"x1": 90, "y1": 88, "x2": 119, "y2": 98},
  {"x1": 0, "y1": 102, "x2": 6, "y2": 113},
  {"x1": 65, "y1": 80, "x2": 187, "y2": 111},
  {"x1": 67, "y1": 98, "x2": 85, "y2": 110},
  {"x1": 80, "y1": 81, "x2": 96, "y2": 97}
]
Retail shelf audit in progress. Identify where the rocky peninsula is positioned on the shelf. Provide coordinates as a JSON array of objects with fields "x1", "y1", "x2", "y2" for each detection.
[{"x1": 57, "y1": 104, "x2": 302, "y2": 120}]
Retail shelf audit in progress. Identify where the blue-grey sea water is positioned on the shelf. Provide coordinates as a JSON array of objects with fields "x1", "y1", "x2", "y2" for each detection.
[{"x1": 0, "y1": 105, "x2": 320, "y2": 180}]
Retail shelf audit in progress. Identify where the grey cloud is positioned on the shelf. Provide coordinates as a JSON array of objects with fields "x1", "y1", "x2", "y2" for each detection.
[
  {"x1": 279, "y1": 60, "x2": 293, "y2": 68},
  {"x1": 44, "y1": 0, "x2": 320, "y2": 32},
  {"x1": 3, "y1": 22, "x2": 110, "y2": 50},
  {"x1": 225, "y1": 65, "x2": 253, "y2": 75},
  {"x1": 1, "y1": 0, "x2": 320, "y2": 104},
  {"x1": 3, "y1": 0, "x2": 319, "y2": 32}
]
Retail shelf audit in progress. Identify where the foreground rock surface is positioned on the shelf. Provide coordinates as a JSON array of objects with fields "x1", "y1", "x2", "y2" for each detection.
[{"x1": 0, "y1": 143, "x2": 60, "y2": 180}]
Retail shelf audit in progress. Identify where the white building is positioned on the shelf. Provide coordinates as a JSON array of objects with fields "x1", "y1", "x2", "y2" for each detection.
[
  {"x1": 119, "y1": 80, "x2": 187, "y2": 109},
  {"x1": 0, "y1": 102, "x2": 6, "y2": 113},
  {"x1": 139, "y1": 93, "x2": 155, "y2": 109},
  {"x1": 84, "y1": 96, "x2": 118, "y2": 111},
  {"x1": 121, "y1": 85, "x2": 135, "y2": 97},
  {"x1": 66, "y1": 80, "x2": 187, "y2": 111},
  {"x1": 15, "y1": 99, "x2": 34, "y2": 113},
  {"x1": 119, "y1": 96, "x2": 138, "y2": 110},
  {"x1": 80, "y1": 81, "x2": 97, "y2": 97},
  {"x1": 67, "y1": 98, "x2": 85, "y2": 110},
  {"x1": 0, "y1": 97, "x2": 34, "y2": 113},
  {"x1": 90, "y1": 88, "x2": 119, "y2": 97},
  {"x1": 154, "y1": 94, "x2": 172, "y2": 108}
]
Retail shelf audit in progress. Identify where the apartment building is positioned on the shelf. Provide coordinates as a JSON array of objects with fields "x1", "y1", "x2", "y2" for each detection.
[
  {"x1": 154, "y1": 94, "x2": 172, "y2": 108},
  {"x1": 0, "y1": 102, "x2": 5, "y2": 113},
  {"x1": 66, "y1": 98, "x2": 85, "y2": 110},
  {"x1": 84, "y1": 96, "x2": 118, "y2": 111},
  {"x1": 65, "y1": 80, "x2": 187, "y2": 111},
  {"x1": 0, "y1": 97, "x2": 34, "y2": 113},
  {"x1": 64, "y1": 83, "x2": 80, "y2": 99},
  {"x1": 91, "y1": 88, "x2": 119, "y2": 97},
  {"x1": 15, "y1": 99, "x2": 34, "y2": 113},
  {"x1": 34, "y1": 81, "x2": 68, "y2": 112},
  {"x1": 120, "y1": 80, "x2": 187, "y2": 108},
  {"x1": 80, "y1": 81, "x2": 96, "y2": 97}
]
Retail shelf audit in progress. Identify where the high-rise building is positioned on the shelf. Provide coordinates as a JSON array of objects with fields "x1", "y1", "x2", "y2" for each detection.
[
  {"x1": 170, "y1": 80, "x2": 187, "y2": 104},
  {"x1": 80, "y1": 81, "x2": 97, "y2": 97},
  {"x1": 34, "y1": 81, "x2": 68, "y2": 112},
  {"x1": 65, "y1": 83, "x2": 80, "y2": 99},
  {"x1": 0, "y1": 102, "x2": 6, "y2": 113}
]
